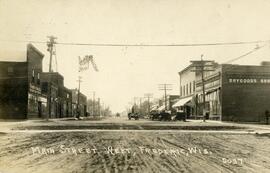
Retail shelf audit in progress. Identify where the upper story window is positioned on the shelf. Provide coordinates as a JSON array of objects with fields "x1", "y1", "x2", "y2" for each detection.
[
  {"x1": 31, "y1": 69, "x2": 35, "y2": 83},
  {"x1": 193, "y1": 81, "x2": 196, "y2": 92},
  {"x1": 183, "y1": 85, "x2": 185, "y2": 96},
  {"x1": 37, "y1": 72, "x2": 40, "y2": 85},
  {"x1": 7, "y1": 67, "x2": 14, "y2": 74},
  {"x1": 190, "y1": 82, "x2": 192, "y2": 94}
]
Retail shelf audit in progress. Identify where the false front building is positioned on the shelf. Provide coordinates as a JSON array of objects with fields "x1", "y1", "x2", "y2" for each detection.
[
  {"x1": 0, "y1": 44, "x2": 47, "y2": 119},
  {"x1": 0, "y1": 44, "x2": 73, "y2": 119},
  {"x1": 71, "y1": 89, "x2": 87, "y2": 117},
  {"x1": 40, "y1": 72, "x2": 72, "y2": 118},
  {"x1": 174, "y1": 61, "x2": 270, "y2": 122}
]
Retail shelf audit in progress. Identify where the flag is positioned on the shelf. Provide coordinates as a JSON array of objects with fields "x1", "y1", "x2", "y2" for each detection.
[{"x1": 78, "y1": 56, "x2": 90, "y2": 72}]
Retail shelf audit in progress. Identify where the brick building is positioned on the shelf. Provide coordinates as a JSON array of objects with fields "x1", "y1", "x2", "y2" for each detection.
[
  {"x1": 0, "y1": 44, "x2": 73, "y2": 119},
  {"x1": 175, "y1": 61, "x2": 270, "y2": 122},
  {"x1": 0, "y1": 44, "x2": 47, "y2": 119},
  {"x1": 40, "y1": 72, "x2": 72, "y2": 118},
  {"x1": 71, "y1": 89, "x2": 87, "y2": 117}
]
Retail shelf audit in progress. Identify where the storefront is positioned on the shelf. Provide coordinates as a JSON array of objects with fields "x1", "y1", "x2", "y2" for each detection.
[{"x1": 178, "y1": 61, "x2": 270, "y2": 122}]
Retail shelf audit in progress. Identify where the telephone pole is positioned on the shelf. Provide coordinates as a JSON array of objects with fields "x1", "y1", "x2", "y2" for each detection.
[
  {"x1": 98, "y1": 98, "x2": 101, "y2": 117},
  {"x1": 46, "y1": 35, "x2": 57, "y2": 121},
  {"x1": 144, "y1": 93, "x2": 153, "y2": 115},
  {"x1": 92, "y1": 91, "x2": 95, "y2": 116},
  {"x1": 76, "y1": 76, "x2": 82, "y2": 119},
  {"x1": 190, "y1": 55, "x2": 215, "y2": 122},
  {"x1": 158, "y1": 84, "x2": 172, "y2": 111}
]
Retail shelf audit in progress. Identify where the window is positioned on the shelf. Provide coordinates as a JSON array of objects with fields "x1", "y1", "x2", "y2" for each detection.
[
  {"x1": 193, "y1": 81, "x2": 195, "y2": 92},
  {"x1": 180, "y1": 86, "x2": 182, "y2": 96},
  {"x1": 183, "y1": 85, "x2": 185, "y2": 96},
  {"x1": 8, "y1": 67, "x2": 14, "y2": 73},
  {"x1": 186, "y1": 84, "x2": 188, "y2": 95},
  {"x1": 31, "y1": 69, "x2": 35, "y2": 83},
  {"x1": 190, "y1": 82, "x2": 192, "y2": 94},
  {"x1": 7, "y1": 67, "x2": 14, "y2": 75},
  {"x1": 37, "y1": 72, "x2": 40, "y2": 85}
]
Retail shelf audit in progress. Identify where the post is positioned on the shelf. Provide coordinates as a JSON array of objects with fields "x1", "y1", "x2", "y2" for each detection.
[
  {"x1": 46, "y1": 36, "x2": 57, "y2": 121},
  {"x1": 93, "y1": 92, "x2": 95, "y2": 116},
  {"x1": 98, "y1": 98, "x2": 101, "y2": 117},
  {"x1": 164, "y1": 85, "x2": 167, "y2": 110},
  {"x1": 148, "y1": 97, "x2": 150, "y2": 114},
  {"x1": 76, "y1": 76, "x2": 82, "y2": 119},
  {"x1": 190, "y1": 56, "x2": 215, "y2": 122},
  {"x1": 201, "y1": 60, "x2": 206, "y2": 122},
  {"x1": 158, "y1": 84, "x2": 172, "y2": 112},
  {"x1": 144, "y1": 93, "x2": 153, "y2": 116}
]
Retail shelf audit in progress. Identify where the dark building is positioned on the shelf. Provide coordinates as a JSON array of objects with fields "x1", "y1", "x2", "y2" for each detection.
[
  {"x1": 0, "y1": 44, "x2": 73, "y2": 119},
  {"x1": 71, "y1": 89, "x2": 87, "y2": 117},
  {"x1": 0, "y1": 44, "x2": 46, "y2": 119},
  {"x1": 40, "y1": 72, "x2": 72, "y2": 118},
  {"x1": 175, "y1": 61, "x2": 270, "y2": 122}
]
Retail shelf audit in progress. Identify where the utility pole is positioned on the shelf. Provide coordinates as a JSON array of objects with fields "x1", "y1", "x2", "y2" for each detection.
[
  {"x1": 133, "y1": 97, "x2": 139, "y2": 113},
  {"x1": 76, "y1": 76, "x2": 82, "y2": 119},
  {"x1": 144, "y1": 93, "x2": 153, "y2": 115},
  {"x1": 92, "y1": 92, "x2": 95, "y2": 116},
  {"x1": 98, "y1": 98, "x2": 101, "y2": 117},
  {"x1": 46, "y1": 35, "x2": 57, "y2": 121},
  {"x1": 158, "y1": 84, "x2": 172, "y2": 111},
  {"x1": 190, "y1": 55, "x2": 215, "y2": 122}
]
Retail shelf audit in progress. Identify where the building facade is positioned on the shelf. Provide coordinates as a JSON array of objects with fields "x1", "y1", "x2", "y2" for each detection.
[
  {"x1": 40, "y1": 72, "x2": 72, "y2": 118},
  {"x1": 175, "y1": 64, "x2": 197, "y2": 118},
  {"x1": 71, "y1": 89, "x2": 87, "y2": 117},
  {"x1": 0, "y1": 44, "x2": 74, "y2": 119},
  {"x1": 176, "y1": 61, "x2": 270, "y2": 122},
  {"x1": 0, "y1": 44, "x2": 46, "y2": 119}
]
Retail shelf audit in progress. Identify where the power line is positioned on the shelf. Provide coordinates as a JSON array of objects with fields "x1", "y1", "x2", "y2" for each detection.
[
  {"x1": 1, "y1": 39, "x2": 270, "y2": 47},
  {"x1": 223, "y1": 44, "x2": 267, "y2": 64},
  {"x1": 158, "y1": 84, "x2": 173, "y2": 111}
]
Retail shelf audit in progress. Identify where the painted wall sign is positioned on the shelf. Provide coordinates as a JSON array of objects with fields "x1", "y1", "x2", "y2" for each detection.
[{"x1": 228, "y1": 78, "x2": 270, "y2": 84}]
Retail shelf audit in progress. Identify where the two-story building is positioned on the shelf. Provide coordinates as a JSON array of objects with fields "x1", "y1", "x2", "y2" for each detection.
[
  {"x1": 174, "y1": 61, "x2": 270, "y2": 122},
  {"x1": 0, "y1": 44, "x2": 47, "y2": 119},
  {"x1": 173, "y1": 64, "x2": 197, "y2": 118},
  {"x1": 71, "y1": 89, "x2": 87, "y2": 117},
  {"x1": 40, "y1": 72, "x2": 72, "y2": 118}
]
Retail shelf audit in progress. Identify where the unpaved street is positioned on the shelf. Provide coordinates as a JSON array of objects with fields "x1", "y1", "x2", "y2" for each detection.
[{"x1": 0, "y1": 118, "x2": 270, "y2": 173}]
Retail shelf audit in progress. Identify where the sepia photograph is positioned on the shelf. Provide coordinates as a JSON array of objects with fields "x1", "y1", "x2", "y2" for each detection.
[{"x1": 0, "y1": 0, "x2": 270, "y2": 172}]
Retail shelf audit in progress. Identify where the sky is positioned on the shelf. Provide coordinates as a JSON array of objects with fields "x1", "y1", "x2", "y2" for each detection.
[{"x1": 1, "y1": 0, "x2": 270, "y2": 113}]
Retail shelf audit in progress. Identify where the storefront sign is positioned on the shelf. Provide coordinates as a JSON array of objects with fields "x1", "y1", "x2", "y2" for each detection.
[{"x1": 228, "y1": 78, "x2": 270, "y2": 84}]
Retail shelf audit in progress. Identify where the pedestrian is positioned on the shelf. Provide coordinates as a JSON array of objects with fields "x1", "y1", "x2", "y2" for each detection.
[{"x1": 265, "y1": 110, "x2": 269, "y2": 125}]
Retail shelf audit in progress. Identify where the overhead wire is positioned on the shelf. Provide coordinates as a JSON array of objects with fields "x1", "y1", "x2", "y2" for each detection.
[
  {"x1": 0, "y1": 39, "x2": 269, "y2": 47},
  {"x1": 223, "y1": 43, "x2": 268, "y2": 64}
]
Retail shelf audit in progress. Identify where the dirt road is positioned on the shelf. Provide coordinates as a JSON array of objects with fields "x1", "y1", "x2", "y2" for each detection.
[
  {"x1": 0, "y1": 118, "x2": 269, "y2": 173},
  {"x1": 0, "y1": 130, "x2": 270, "y2": 173}
]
